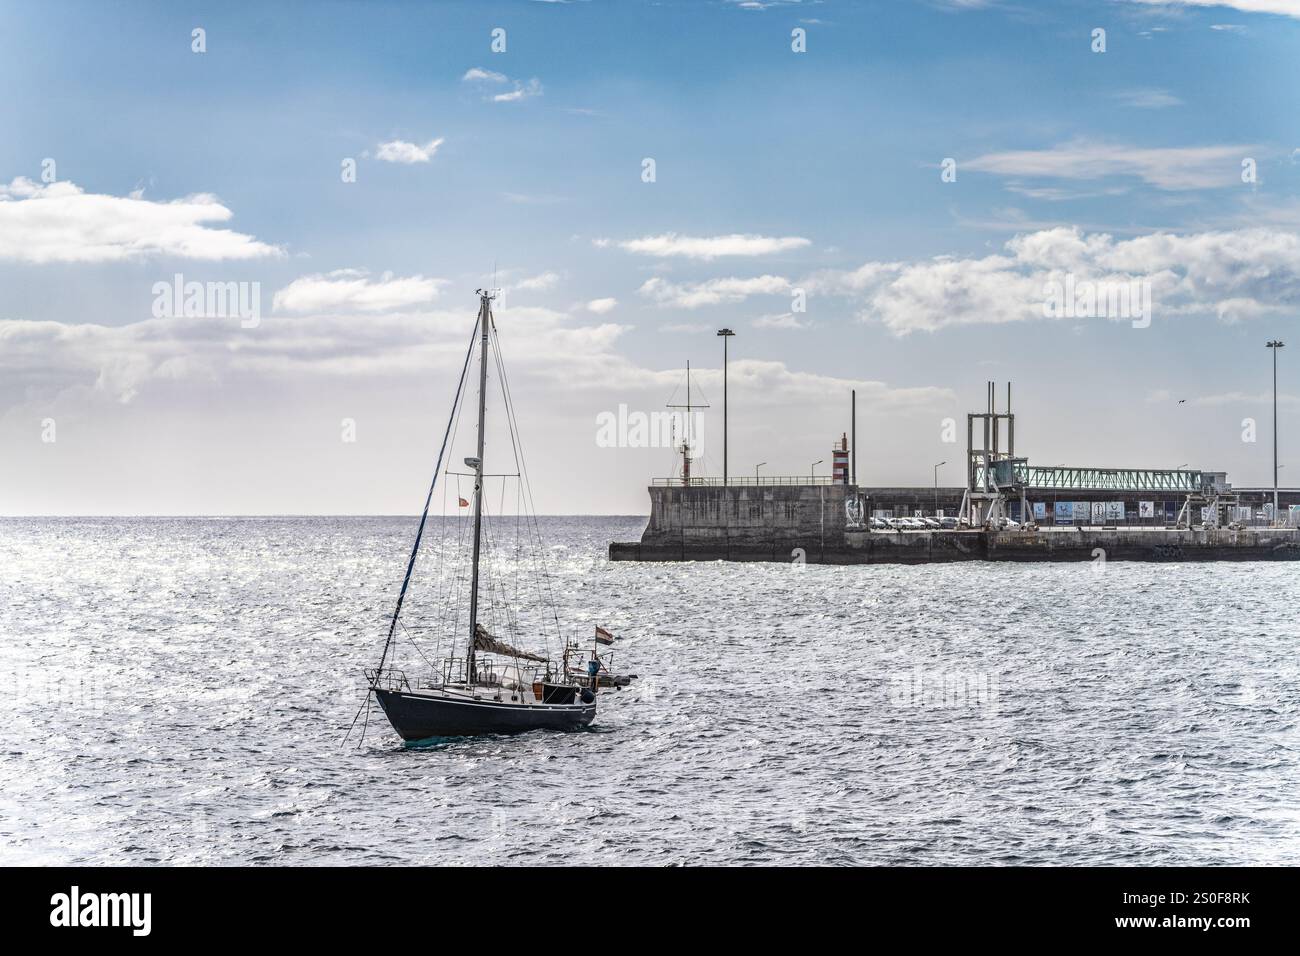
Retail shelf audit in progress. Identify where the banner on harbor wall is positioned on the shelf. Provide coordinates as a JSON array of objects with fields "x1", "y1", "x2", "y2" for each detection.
[
  {"x1": 1091, "y1": 502, "x2": 1106, "y2": 524},
  {"x1": 1105, "y1": 501, "x2": 1125, "y2": 522},
  {"x1": 1073, "y1": 502, "x2": 1090, "y2": 522},
  {"x1": 1033, "y1": 502, "x2": 1046, "y2": 520},
  {"x1": 1054, "y1": 502, "x2": 1072, "y2": 523},
  {"x1": 1139, "y1": 500, "x2": 1154, "y2": 518}
]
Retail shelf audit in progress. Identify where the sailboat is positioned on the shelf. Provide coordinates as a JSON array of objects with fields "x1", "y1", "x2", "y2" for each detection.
[{"x1": 365, "y1": 290, "x2": 596, "y2": 740}]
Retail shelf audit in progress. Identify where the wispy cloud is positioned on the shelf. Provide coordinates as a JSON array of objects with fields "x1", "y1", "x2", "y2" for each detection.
[
  {"x1": 753, "y1": 312, "x2": 810, "y2": 329},
  {"x1": 461, "y1": 67, "x2": 507, "y2": 83},
  {"x1": 586, "y1": 297, "x2": 618, "y2": 314},
  {"x1": 513, "y1": 271, "x2": 562, "y2": 292},
  {"x1": 272, "y1": 269, "x2": 445, "y2": 313},
  {"x1": 462, "y1": 67, "x2": 542, "y2": 103},
  {"x1": 1125, "y1": 1, "x2": 1300, "y2": 21},
  {"x1": 374, "y1": 137, "x2": 445, "y2": 164},
  {"x1": 964, "y1": 139, "x2": 1256, "y2": 190},
  {"x1": 494, "y1": 78, "x2": 543, "y2": 102},
  {"x1": 607, "y1": 232, "x2": 811, "y2": 260},
  {"x1": 502, "y1": 191, "x2": 565, "y2": 205},
  {"x1": 638, "y1": 274, "x2": 791, "y2": 308},
  {"x1": 1114, "y1": 88, "x2": 1184, "y2": 109},
  {"x1": 0, "y1": 178, "x2": 282, "y2": 264},
  {"x1": 1003, "y1": 183, "x2": 1131, "y2": 201}
]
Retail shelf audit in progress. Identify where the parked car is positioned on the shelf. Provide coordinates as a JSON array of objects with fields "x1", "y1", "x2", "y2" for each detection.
[{"x1": 939, "y1": 516, "x2": 959, "y2": 529}]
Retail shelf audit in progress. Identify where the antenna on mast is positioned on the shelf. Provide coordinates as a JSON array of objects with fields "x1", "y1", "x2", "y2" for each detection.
[{"x1": 667, "y1": 360, "x2": 710, "y2": 487}]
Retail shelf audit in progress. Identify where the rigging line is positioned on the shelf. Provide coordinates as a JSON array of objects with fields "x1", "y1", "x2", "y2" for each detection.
[
  {"x1": 340, "y1": 691, "x2": 369, "y2": 748},
  {"x1": 374, "y1": 313, "x2": 480, "y2": 681},
  {"x1": 357, "y1": 691, "x2": 372, "y2": 748},
  {"x1": 490, "y1": 319, "x2": 565, "y2": 651},
  {"x1": 399, "y1": 614, "x2": 439, "y2": 673}
]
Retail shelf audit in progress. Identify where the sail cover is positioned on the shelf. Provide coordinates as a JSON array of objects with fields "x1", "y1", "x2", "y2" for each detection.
[{"x1": 474, "y1": 624, "x2": 547, "y2": 662}]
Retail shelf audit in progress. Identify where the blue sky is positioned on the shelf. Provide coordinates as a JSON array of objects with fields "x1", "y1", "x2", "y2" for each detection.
[{"x1": 2, "y1": 0, "x2": 1299, "y2": 514}]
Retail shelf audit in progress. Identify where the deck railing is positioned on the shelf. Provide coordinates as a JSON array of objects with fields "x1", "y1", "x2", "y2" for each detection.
[{"x1": 650, "y1": 476, "x2": 840, "y2": 487}]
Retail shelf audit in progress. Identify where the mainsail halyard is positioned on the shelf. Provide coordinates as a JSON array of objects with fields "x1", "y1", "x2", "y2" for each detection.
[{"x1": 366, "y1": 290, "x2": 597, "y2": 741}]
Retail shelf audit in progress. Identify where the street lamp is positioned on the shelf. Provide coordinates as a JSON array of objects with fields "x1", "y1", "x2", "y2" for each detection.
[
  {"x1": 934, "y1": 461, "x2": 947, "y2": 515},
  {"x1": 755, "y1": 461, "x2": 767, "y2": 483},
  {"x1": 717, "y1": 328, "x2": 735, "y2": 486},
  {"x1": 810, "y1": 459, "x2": 823, "y2": 482},
  {"x1": 1268, "y1": 340, "x2": 1285, "y2": 524}
]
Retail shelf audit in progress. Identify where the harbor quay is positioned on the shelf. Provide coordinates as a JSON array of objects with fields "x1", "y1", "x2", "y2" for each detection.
[{"x1": 608, "y1": 481, "x2": 1300, "y2": 564}]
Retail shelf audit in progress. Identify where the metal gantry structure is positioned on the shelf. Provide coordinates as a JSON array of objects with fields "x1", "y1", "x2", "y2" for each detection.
[
  {"x1": 959, "y1": 381, "x2": 1218, "y2": 527},
  {"x1": 961, "y1": 381, "x2": 1018, "y2": 525},
  {"x1": 982, "y1": 462, "x2": 1207, "y2": 494}
]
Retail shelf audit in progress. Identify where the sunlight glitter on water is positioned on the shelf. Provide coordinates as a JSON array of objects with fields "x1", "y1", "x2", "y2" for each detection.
[{"x1": 1, "y1": 516, "x2": 1298, "y2": 865}]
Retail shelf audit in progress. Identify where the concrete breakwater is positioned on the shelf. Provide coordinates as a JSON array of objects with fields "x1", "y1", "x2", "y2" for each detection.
[
  {"x1": 609, "y1": 526, "x2": 1300, "y2": 563},
  {"x1": 607, "y1": 484, "x2": 1300, "y2": 564}
]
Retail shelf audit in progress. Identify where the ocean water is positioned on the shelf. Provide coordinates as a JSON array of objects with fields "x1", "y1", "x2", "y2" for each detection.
[{"x1": 1, "y1": 515, "x2": 1297, "y2": 866}]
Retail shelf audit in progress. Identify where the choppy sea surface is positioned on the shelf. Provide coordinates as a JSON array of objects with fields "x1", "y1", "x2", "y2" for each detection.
[{"x1": 1, "y1": 516, "x2": 1297, "y2": 866}]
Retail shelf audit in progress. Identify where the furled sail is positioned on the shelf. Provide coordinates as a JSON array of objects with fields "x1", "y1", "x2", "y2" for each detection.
[{"x1": 474, "y1": 624, "x2": 547, "y2": 662}]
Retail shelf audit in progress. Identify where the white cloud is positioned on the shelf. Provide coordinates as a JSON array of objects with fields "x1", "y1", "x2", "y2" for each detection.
[
  {"x1": 1114, "y1": 88, "x2": 1184, "y2": 109},
  {"x1": 0, "y1": 303, "x2": 950, "y2": 416},
  {"x1": 638, "y1": 275, "x2": 791, "y2": 309},
  {"x1": 502, "y1": 191, "x2": 565, "y2": 205},
  {"x1": 463, "y1": 67, "x2": 542, "y2": 102},
  {"x1": 964, "y1": 140, "x2": 1255, "y2": 190},
  {"x1": 611, "y1": 232, "x2": 811, "y2": 260},
  {"x1": 753, "y1": 312, "x2": 810, "y2": 329},
  {"x1": 0, "y1": 178, "x2": 282, "y2": 264},
  {"x1": 1125, "y1": 1, "x2": 1300, "y2": 20},
  {"x1": 586, "y1": 297, "x2": 618, "y2": 314},
  {"x1": 494, "y1": 78, "x2": 543, "y2": 103},
  {"x1": 806, "y1": 226, "x2": 1300, "y2": 334},
  {"x1": 272, "y1": 270, "x2": 446, "y2": 313},
  {"x1": 461, "y1": 67, "x2": 507, "y2": 83},
  {"x1": 375, "y1": 137, "x2": 445, "y2": 164},
  {"x1": 0, "y1": 301, "x2": 958, "y2": 513},
  {"x1": 1002, "y1": 183, "x2": 1131, "y2": 201},
  {"x1": 513, "y1": 271, "x2": 562, "y2": 292}
]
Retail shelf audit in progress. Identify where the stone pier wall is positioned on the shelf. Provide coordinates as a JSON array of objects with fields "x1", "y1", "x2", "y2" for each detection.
[
  {"x1": 609, "y1": 485, "x2": 1300, "y2": 563},
  {"x1": 627, "y1": 482, "x2": 855, "y2": 562}
]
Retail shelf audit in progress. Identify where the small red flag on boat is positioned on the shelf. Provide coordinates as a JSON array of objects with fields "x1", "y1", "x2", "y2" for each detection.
[
  {"x1": 458, "y1": 497, "x2": 469, "y2": 507},
  {"x1": 595, "y1": 625, "x2": 615, "y2": 645}
]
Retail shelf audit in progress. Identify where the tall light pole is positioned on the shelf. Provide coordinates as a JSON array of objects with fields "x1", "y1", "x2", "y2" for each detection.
[
  {"x1": 717, "y1": 328, "x2": 735, "y2": 486},
  {"x1": 1263, "y1": 343, "x2": 1284, "y2": 522},
  {"x1": 755, "y1": 461, "x2": 767, "y2": 483},
  {"x1": 934, "y1": 461, "x2": 947, "y2": 515},
  {"x1": 811, "y1": 459, "x2": 823, "y2": 482}
]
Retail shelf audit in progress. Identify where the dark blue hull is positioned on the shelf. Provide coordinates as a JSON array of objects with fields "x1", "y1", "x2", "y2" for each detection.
[{"x1": 373, "y1": 688, "x2": 596, "y2": 740}]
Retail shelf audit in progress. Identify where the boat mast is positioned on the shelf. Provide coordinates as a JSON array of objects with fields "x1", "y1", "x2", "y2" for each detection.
[{"x1": 466, "y1": 290, "x2": 493, "y2": 683}]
